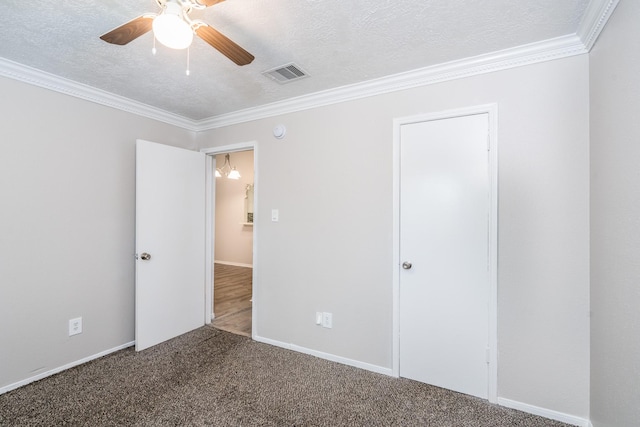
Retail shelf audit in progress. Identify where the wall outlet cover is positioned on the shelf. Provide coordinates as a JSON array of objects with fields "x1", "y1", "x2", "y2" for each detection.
[{"x1": 68, "y1": 317, "x2": 83, "y2": 336}]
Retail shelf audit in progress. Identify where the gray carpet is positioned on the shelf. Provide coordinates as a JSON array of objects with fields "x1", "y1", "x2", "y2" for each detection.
[{"x1": 0, "y1": 326, "x2": 568, "y2": 426}]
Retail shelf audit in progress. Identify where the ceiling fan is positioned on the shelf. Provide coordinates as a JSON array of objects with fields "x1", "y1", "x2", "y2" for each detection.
[{"x1": 100, "y1": 0, "x2": 254, "y2": 66}]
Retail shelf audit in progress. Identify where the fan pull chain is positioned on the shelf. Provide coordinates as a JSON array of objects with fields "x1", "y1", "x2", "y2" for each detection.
[
  {"x1": 152, "y1": 36, "x2": 157, "y2": 56},
  {"x1": 186, "y1": 47, "x2": 191, "y2": 76}
]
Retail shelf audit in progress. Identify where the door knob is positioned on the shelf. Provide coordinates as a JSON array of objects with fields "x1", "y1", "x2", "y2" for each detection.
[
  {"x1": 140, "y1": 252, "x2": 151, "y2": 261},
  {"x1": 402, "y1": 261, "x2": 412, "y2": 270}
]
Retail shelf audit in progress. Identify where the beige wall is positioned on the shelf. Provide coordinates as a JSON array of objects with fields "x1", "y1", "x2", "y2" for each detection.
[
  {"x1": 589, "y1": 1, "x2": 640, "y2": 425},
  {"x1": 197, "y1": 55, "x2": 591, "y2": 418},
  {"x1": 0, "y1": 76, "x2": 195, "y2": 389},
  {"x1": 214, "y1": 150, "x2": 254, "y2": 266}
]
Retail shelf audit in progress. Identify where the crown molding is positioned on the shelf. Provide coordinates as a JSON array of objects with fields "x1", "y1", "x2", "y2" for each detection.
[
  {"x1": 1, "y1": 0, "x2": 618, "y2": 132},
  {"x1": 577, "y1": 0, "x2": 619, "y2": 50},
  {"x1": 0, "y1": 57, "x2": 199, "y2": 132},
  {"x1": 197, "y1": 34, "x2": 587, "y2": 130}
]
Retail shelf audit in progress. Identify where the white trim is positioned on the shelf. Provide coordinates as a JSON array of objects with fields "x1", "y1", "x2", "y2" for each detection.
[
  {"x1": 392, "y1": 120, "x2": 401, "y2": 379},
  {"x1": 497, "y1": 397, "x2": 591, "y2": 427},
  {"x1": 487, "y1": 105, "x2": 499, "y2": 402},
  {"x1": 200, "y1": 141, "x2": 257, "y2": 155},
  {"x1": 253, "y1": 336, "x2": 592, "y2": 427},
  {"x1": 205, "y1": 154, "x2": 214, "y2": 324},
  {"x1": 577, "y1": 0, "x2": 620, "y2": 51},
  {"x1": 392, "y1": 104, "x2": 499, "y2": 404},
  {"x1": 253, "y1": 335, "x2": 393, "y2": 377},
  {"x1": 201, "y1": 142, "x2": 258, "y2": 339},
  {"x1": 0, "y1": 58, "x2": 199, "y2": 131},
  {"x1": 214, "y1": 260, "x2": 253, "y2": 268},
  {"x1": 0, "y1": 3, "x2": 616, "y2": 132},
  {"x1": 0, "y1": 341, "x2": 135, "y2": 395},
  {"x1": 196, "y1": 35, "x2": 584, "y2": 130}
]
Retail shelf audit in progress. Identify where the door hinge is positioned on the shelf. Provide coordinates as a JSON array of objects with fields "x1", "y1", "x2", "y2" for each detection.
[{"x1": 486, "y1": 347, "x2": 490, "y2": 364}]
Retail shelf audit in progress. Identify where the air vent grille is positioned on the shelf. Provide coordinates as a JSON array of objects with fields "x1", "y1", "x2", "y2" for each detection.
[{"x1": 263, "y1": 63, "x2": 309, "y2": 84}]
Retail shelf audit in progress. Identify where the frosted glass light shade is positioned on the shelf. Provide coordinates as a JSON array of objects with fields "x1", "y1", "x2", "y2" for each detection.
[
  {"x1": 227, "y1": 168, "x2": 241, "y2": 180},
  {"x1": 152, "y1": 6, "x2": 193, "y2": 50}
]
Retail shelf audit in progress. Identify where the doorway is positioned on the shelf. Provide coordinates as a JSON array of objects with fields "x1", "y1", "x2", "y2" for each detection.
[
  {"x1": 202, "y1": 142, "x2": 258, "y2": 339},
  {"x1": 212, "y1": 150, "x2": 254, "y2": 337},
  {"x1": 392, "y1": 105, "x2": 498, "y2": 402}
]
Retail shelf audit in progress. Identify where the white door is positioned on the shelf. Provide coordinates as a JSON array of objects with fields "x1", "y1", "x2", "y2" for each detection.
[
  {"x1": 135, "y1": 139, "x2": 206, "y2": 351},
  {"x1": 399, "y1": 113, "x2": 490, "y2": 398}
]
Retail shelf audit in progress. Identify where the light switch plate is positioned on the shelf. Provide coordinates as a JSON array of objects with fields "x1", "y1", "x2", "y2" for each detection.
[
  {"x1": 322, "y1": 312, "x2": 332, "y2": 329},
  {"x1": 271, "y1": 209, "x2": 279, "y2": 222}
]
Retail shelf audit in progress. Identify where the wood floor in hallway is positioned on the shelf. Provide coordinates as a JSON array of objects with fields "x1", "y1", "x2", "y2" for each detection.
[{"x1": 212, "y1": 263, "x2": 252, "y2": 337}]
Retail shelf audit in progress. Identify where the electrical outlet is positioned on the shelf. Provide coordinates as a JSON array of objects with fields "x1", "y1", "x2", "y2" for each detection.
[
  {"x1": 322, "y1": 312, "x2": 332, "y2": 329},
  {"x1": 69, "y1": 317, "x2": 82, "y2": 336}
]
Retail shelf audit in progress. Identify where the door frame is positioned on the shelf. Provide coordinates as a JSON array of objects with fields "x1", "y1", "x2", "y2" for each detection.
[
  {"x1": 392, "y1": 104, "x2": 498, "y2": 402},
  {"x1": 201, "y1": 141, "x2": 258, "y2": 339}
]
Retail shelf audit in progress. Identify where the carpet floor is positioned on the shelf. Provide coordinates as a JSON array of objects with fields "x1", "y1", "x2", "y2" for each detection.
[{"x1": 0, "y1": 326, "x2": 569, "y2": 426}]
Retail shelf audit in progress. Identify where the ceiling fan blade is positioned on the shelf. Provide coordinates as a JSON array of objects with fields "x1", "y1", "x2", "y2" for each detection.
[
  {"x1": 100, "y1": 15, "x2": 154, "y2": 45},
  {"x1": 196, "y1": 0, "x2": 225, "y2": 6},
  {"x1": 195, "y1": 25, "x2": 255, "y2": 66}
]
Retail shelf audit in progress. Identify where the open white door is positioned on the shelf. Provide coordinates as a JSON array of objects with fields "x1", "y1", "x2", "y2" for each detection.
[{"x1": 135, "y1": 140, "x2": 206, "y2": 351}]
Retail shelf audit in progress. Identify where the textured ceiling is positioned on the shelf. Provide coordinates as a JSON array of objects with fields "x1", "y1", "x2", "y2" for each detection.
[{"x1": 0, "y1": 0, "x2": 590, "y2": 121}]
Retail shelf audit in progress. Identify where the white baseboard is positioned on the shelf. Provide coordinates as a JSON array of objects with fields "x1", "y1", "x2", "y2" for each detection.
[
  {"x1": 0, "y1": 341, "x2": 135, "y2": 395},
  {"x1": 253, "y1": 335, "x2": 393, "y2": 377},
  {"x1": 214, "y1": 260, "x2": 253, "y2": 268},
  {"x1": 1, "y1": 337, "x2": 593, "y2": 427},
  {"x1": 254, "y1": 336, "x2": 592, "y2": 426},
  {"x1": 497, "y1": 397, "x2": 591, "y2": 427}
]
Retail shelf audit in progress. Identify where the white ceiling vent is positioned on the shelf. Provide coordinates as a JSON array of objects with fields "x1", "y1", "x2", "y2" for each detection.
[{"x1": 262, "y1": 63, "x2": 309, "y2": 84}]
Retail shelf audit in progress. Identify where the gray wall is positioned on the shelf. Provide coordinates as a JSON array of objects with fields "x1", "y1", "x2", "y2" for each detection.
[
  {"x1": 589, "y1": 1, "x2": 640, "y2": 425},
  {"x1": 197, "y1": 55, "x2": 591, "y2": 419},
  {"x1": 0, "y1": 76, "x2": 195, "y2": 389}
]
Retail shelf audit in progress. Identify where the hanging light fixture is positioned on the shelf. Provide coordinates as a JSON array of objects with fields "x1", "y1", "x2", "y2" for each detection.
[
  {"x1": 152, "y1": 1, "x2": 194, "y2": 50},
  {"x1": 216, "y1": 153, "x2": 241, "y2": 180},
  {"x1": 227, "y1": 167, "x2": 241, "y2": 180}
]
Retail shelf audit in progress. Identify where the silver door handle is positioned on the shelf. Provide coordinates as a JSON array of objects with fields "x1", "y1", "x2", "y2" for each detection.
[
  {"x1": 140, "y1": 252, "x2": 151, "y2": 261},
  {"x1": 402, "y1": 261, "x2": 412, "y2": 270}
]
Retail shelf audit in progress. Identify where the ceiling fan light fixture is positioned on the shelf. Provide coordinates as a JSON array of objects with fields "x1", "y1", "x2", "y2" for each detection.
[
  {"x1": 152, "y1": 2, "x2": 193, "y2": 50},
  {"x1": 100, "y1": 0, "x2": 255, "y2": 66}
]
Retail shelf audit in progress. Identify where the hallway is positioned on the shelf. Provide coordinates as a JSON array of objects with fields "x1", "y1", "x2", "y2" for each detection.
[{"x1": 212, "y1": 263, "x2": 252, "y2": 337}]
